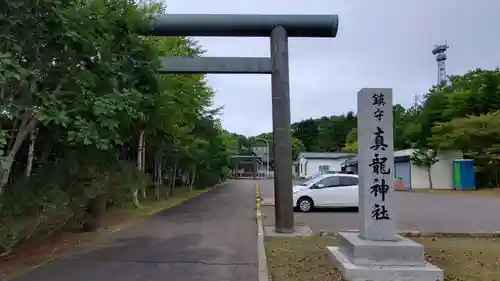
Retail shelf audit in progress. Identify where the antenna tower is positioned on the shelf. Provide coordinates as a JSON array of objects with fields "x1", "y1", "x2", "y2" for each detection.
[
  {"x1": 413, "y1": 95, "x2": 420, "y2": 107},
  {"x1": 432, "y1": 42, "x2": 449, "y2": 84}
]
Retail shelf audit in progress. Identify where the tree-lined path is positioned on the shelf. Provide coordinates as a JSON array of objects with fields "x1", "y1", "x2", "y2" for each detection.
[
  {"x1": 1, "y1": 0, "x2": 244, "y2": 271},
  {"x1": 10, "y1": 181, "x2": 258, "y2": 281}
]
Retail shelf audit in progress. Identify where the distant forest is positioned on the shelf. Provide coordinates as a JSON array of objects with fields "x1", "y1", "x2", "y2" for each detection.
[{"x1": 231, "y1": 68, "x2": 500, "y2": 188}]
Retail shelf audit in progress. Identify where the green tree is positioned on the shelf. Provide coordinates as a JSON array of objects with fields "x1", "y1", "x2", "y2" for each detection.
[
  {"x1": 406, "y1": 68, "x2": 500, "y2": 147},
  {"x1": 248, "y1": 133, "x2": 305, "y2": 162},
  {"x1": 410, "y1": 148, "x2": 439, "y2": 189},
  {"x1": 291, "y1": 118, "x2": 320, "y2": 151},
  {"x1": 291, "y1": 137, "x2": 306, "y2": 160},
  {"x1": 0, "y1": 0, "x2": 236, "y2": 254},
  {"x1": 401, "y1": 68, "x2": 500, "y2": 188},
  {"x1": 342, "y1": 128, "x2": 358, "y2": 153},
  {"x1": 393, "y1": 104, "x2": 416, "y2": 150},
  {"x1": 340, "y1": 105, "x2": 415, "y2": 153},
  {"x1": 431, "y1": 110, "x2": 500, "y2": 187}
]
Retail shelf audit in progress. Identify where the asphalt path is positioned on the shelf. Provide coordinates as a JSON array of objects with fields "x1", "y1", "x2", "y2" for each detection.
[
  {"x1": 10, "y1": 180, "x2": 258, "y2": 281},
  {"x1": 258, "y1": 179, "x2": 500, "y2": 233}
]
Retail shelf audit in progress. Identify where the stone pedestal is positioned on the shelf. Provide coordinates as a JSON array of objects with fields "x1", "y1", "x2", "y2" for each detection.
[{"x1": 327, "y1": 232, "x2": 443, "y2": 281}]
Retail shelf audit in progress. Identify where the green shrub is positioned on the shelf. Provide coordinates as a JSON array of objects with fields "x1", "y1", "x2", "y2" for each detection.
[{"x1": 0, "y1": 149, "x2": 148, "y2": 254}]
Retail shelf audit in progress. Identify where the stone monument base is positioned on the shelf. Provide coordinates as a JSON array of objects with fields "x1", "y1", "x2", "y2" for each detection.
[{"x1": 327, "y1": 231, "x2": 443, "y2": 281}]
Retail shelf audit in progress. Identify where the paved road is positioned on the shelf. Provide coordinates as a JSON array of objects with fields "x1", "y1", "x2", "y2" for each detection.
[
  {"x1": 258, "y1": 179, "x2": 500, "y2": 233},
  {"x1": 10, "y1": 180, "x2": 258, "y2": 281}
]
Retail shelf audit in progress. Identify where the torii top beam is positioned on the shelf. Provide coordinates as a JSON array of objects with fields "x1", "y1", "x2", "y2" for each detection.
[{"x1": 139, "y1": 14, "x2": 339, "y2": 38}]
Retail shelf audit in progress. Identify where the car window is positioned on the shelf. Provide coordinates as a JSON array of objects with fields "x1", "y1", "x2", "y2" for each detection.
[
  {"x1": 339, "y1": 176, "x2": 358, "y2": 186},
  {"x1": 300, "y1": 174, "x2": 323, "y2": 186},
  {"x1": 317, "y1": 176, "x2": 339, "y2": 188}
]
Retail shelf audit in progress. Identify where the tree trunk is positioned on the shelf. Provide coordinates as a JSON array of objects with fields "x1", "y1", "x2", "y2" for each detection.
[
  {"x1": 25, "y1": 129, "x2": 37, "y2": 178},
  {"x1": 153, "y1": 153, "x2": 157, "y2": 199},
  {"x1": 161, "y1": 157, "x2": 169, "y2": 197},
  {"x1": 495, "y1": 166, "x2": 499, "y2": 188},
  {"x1": 38, "y1": 142, "x2": 52, "y2": 169},
  {"x1": 181, "y1": 169, "x2": 187, "y2": 186},
  {"x1": 142, "y1": 138, "x2": 146, "y2": 173},
  {"x1": 154, "y1": 153, "x2": 162, "y2": 200},
  {"x1": 136, "y1": 130, "x2": 144, "y2": 170},
  {"x1": 0, "y1": 109, "x2": 37, "y2": 192},
  {"x1": 158, "y1": 157, "x2": 163, "y2": 197},
  {"x1": 132, "y1": 189, "x2": 140, "y2": 207},
  {"x1": 82, "y1": 194, "x2": 107, "y2": 232},
  {"x1": 427, "y1": 166, "x2": 433, "y2": 189},
  {"x1": 134, "y1": 129, "x2": 145, "y2": 206},
  {"x1": 190, "y1": 165, "x2": 196, "y2": 191},
  {"x1": 170, "y1": 159, "x2": 177, "y2": 196},
  {"x1": 141, "y1": 133, "x2": 147, "y2": 198}
]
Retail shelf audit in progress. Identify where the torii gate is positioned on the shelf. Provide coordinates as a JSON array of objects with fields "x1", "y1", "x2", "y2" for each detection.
[{"x1": 139, "y1": 14, "x2": 339, "y2": 233}]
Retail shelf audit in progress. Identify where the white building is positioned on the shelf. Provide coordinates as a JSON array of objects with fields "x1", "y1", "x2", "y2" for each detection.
[
  {"x1": 341, "y1": 149, "x2": 462, "y2": 190},
  {"x1": 297, "y1": 152, "x2": 356, "y2": 179}
]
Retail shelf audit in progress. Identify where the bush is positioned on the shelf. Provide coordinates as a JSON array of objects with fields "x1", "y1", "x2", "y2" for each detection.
[{"x1": 0, "y1": 149, "x2": 148, "y2": 255}]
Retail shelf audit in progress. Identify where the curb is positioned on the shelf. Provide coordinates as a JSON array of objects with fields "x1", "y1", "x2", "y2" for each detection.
[
  {"x1": 399, "y1": 231, "x2": 500, "y2": 238},
  {"x1": 318, "y1": 230, "x2": 500, "y2": 238},
  {"x1": 255, "y1": 183, "x2": 271, "y2": 281}
]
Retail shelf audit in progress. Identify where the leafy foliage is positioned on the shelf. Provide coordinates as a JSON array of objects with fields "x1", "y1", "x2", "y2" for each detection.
[
  {"x1": 431, "y1": 110, "x2": 500, "y2": 187},
  {"x1": 253, "y1": 68, "x2": 500, "y2": 188},
  {"x1": 250, "y1": 106, "x2": 415, "y2": 155},
  {"x1": 411, "y1": 149, "x2": 439, "y2": 169},
  {"x1": 431, "y1": 110, "x2": 500, "y2": 160},
  {"x1": 411, "y1": 148, "x2": 439, "y2": 189},
  {"x1": 342, "y1": 128, "x2": 357, "y2": 153},
  {"x1": 0, "y1": 0, "x2": 234, "y2": 254}
]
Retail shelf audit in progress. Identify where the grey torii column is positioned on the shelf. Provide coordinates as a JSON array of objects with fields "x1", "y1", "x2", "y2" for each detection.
[{"x1": 139, "y1": 14, "x2": 339, "y2": 233}]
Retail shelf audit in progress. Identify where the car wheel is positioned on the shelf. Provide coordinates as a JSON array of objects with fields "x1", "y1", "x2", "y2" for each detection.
[{"x1": 297, "y1": 197, "x2": 313, "y2": 212}]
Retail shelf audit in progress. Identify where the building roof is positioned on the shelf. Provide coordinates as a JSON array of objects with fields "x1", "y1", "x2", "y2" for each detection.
[
  {"x1": 298, "y1": 152, "x2": 356, "y2": 160},
  {"x1": 230, "y1": 154, "x2": 264, "y2": 164},
  {"x1": 341, "y1": 149, "x2": 462, "y2": 167},
  {"x1": 394, "y1": 149, "x2": 415, "y2": 157},
  {"x1": 341, "y1": 149, "x2": 415, "y2": 166}
]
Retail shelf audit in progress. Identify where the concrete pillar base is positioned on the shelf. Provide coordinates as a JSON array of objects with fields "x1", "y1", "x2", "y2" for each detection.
[{"x1": 328, "y1": 231, "x2": 443, "y2": 281}]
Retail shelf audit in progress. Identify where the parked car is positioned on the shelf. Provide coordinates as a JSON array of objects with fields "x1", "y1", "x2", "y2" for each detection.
[
  {"x1": 302, "y1": 172, "x2": 323, "y2": 181},
  {"x1": 324, "y1": 170, "x2": 343, "y2": 175},
  {"x1": 299, "y1": 170, "x2": 344, "y2": 181},
  {"x1": 292, "y1": 173, "x2": 359, "y2": 212}
]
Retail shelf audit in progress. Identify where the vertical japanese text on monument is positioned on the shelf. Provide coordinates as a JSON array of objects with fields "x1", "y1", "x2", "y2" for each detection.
[{"x1": 369, "y1": 92, "x2": 391, "y2": 221}]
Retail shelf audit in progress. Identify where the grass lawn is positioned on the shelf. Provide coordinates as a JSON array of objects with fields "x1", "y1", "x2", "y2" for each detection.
[
  {"x1": 412, "y1": 188, "x2": 500, "y2": 198},
  {"x1": 265, "y1": 235, "x2": 500, "y2": 281},
  {"x1": 0, "y1": 187, "x2": 211, "y2": 280}
]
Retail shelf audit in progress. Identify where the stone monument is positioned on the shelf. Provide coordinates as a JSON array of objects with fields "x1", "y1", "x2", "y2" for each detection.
[{"x1": 327, "y1": 88, "x2": 443, "y2": 281}]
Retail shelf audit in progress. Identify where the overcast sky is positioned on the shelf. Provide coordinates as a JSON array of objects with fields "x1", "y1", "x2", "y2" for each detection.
[{"x1": 165, "y1": 0, "x2": 500, "y2": 136}]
